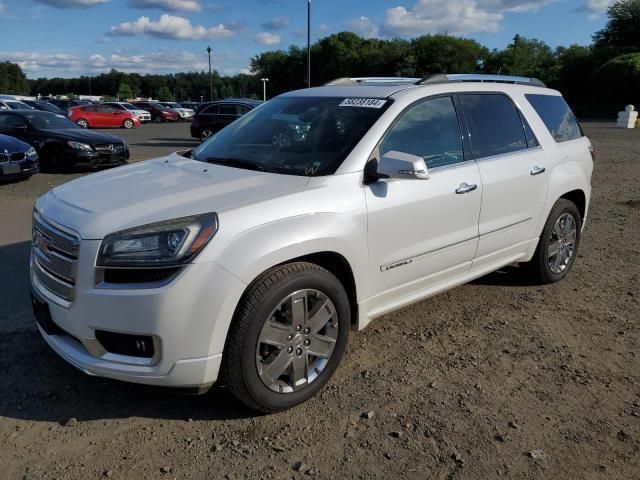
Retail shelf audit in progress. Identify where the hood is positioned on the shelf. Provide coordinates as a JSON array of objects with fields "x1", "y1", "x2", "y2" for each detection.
[
  {"x1": 131, "y1": 109, "x2": 149, "y2": 116},
  {"x1": 36, "y1": 152, "x2": 310, "y2": 239},
  {"x1": 0, "y1": 133, "x2": 31, "y2": 152},
  {"x1": 46, "y1": 129, "x2": 125, "y2": 145}
]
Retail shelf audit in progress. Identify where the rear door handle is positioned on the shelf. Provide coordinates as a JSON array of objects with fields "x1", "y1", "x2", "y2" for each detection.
[
  {"x1": 530, "y1": 165, "x2": 546, "y2": 176},
  {"x1": 456, "y1": 182, "x2": 477, "y2": 194}
]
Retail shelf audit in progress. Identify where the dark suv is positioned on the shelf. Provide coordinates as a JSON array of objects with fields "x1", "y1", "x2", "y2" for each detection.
[
  {"x1": 190, "y1": 99, "x2": 262, "y2": 141},
  {"x1": 132, "y1": 102, "x2": 179, "y2": 123}
]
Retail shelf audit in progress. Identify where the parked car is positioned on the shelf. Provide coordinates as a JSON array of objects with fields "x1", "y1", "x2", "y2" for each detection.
[
  {"x1": 48, "y1": 99, "x2": 92, "y2": 113},
  {"x1": 180, "y1": 102, "x2": 201, "y2": 111},
  {"x1": 159, "y1": 102, "x2": 195, "y2": 121},
  {"x1": 68, "y1": 105, "x2": 141, "y2": 129},
  {"x1": 132, "y1": 101, "x2": 179, "y2": 123},
  {"x1": 0, "y1": 133, "x2": 39, "y2": 181},
  {"x1": 101, "y1": 102, "x2": 152, "y2": 123},
  {"x1": 0, "y1": 99, "x2": 35, "y2": 110},
  {"x1": 190, "y1": 99, "x2": 262, "y2": 141},
  {"x1": 0, "y1": 110, "x2": 129, "y2": 171},
  {"x1": 21, "y1": 100, "x2": 65, "y2": 114},
  {"x1": 29, "y1": 74, "x2": 593, "y2": 412}
]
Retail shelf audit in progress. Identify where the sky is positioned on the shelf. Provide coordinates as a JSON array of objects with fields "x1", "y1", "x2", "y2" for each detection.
[{"x1": 0, "y1": 0, "x2": 617, "y2": 79}]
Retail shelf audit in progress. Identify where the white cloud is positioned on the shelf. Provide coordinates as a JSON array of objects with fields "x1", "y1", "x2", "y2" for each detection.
[
  {"x1": 0, "y1": 1, "x2": 5, "y2": 15},
  {"x1": 255, "y1": 32, "x2": 281, "y2": 45},
  {"x1": 578, "y1": 0, "x2": 614, "y2": 15},
  {"x1": 31, "y1": 0, "x2": 108, "y2": 8},
  {"x1": 0, "y1": 50, "x2": 244, "y2": 76},
  {"x1": 128, "y1": 0, "x2": 201, "y2": 12},
  {"x1": 347, "y1": 16, "x2": 379, "y2": 38},
  {"x1": 109, "y1": 14, "x2": 235, "y2": 40},
  {"x1": 382, "y1": 0, "x2": 556, "y2": 36},
  {"x1": 261, "y1": 16, "x2": 289, "y2": 30}
]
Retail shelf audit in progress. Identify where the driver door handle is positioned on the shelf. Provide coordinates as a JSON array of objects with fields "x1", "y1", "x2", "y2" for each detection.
[
  {"x1": 530, "y1": 165, "x2": 546, "y2": 176},
  {"x1": 456, "y1": 182, "x2": 477, "y2": 194}
]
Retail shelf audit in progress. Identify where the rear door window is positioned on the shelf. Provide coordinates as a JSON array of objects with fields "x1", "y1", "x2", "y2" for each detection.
[
  {"x1": 525, "y1": 94, "x2": 583, "y2": 143},
  {"x1": 459, "y1": 94, "x2": 528, "y2": 159}
]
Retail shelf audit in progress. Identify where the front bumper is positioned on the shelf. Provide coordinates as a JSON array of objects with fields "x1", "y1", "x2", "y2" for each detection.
[
  {"x1": 30, "y1": 237, "x2": 247, "y2": 388},
  {"x1": 67, "y1": 147, "x2": 129, "y2": 169},
  {"x1": 0, "y1": 159, "x2": 39, "y2": 179}
]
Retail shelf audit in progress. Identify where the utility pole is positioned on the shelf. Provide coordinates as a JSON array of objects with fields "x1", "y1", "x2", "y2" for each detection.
[
  {"x1": 260, "y1": 78, "x2": 269, "y2": 101},
  {"x1": 513, "y1": 34, "x2": 520, "y2": 75},
  {"x1": 206, "y1": 46, "x2": 213, "y2": 101},
  {"x1": 307, "y1": 0, "x2": 311, "y2": 88}
]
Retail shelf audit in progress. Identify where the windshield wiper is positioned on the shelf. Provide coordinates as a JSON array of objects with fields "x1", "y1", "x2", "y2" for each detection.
[{"x1": 205, "y1": 157, "x2": 278, "y2": 173}]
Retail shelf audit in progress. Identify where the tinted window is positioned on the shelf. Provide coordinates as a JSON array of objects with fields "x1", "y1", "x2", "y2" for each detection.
[
  {"x1": 379, "y1": 96, "x2": 464, "y2": 169},
  {"x1": 522, "y1": 115, "x2": 539, "y2": 148},
  {"x1": 460, "y1": 94, "x2": 527, "y2": 158},
  {"x1": 83, "y1": 105, "x2": 97, "y2": 112},
  {"x1": 201, "y1": 104, "x2": 218, "y2": 115},
  {"x1": 237, "y1": 104, "x2": 251, "y2": 115},
  {"x1": 97, "y1": 106, "x2": 114, "y2": 113},
  {"x1": 219, "y1": 104, "x2": 236, "y2": 115},
  {"x1": 0, "y1": 113, "x2": 27, "y2": 128},
  {"x1": 526, "y1": 94, "x2": 582, "y2": 143}
]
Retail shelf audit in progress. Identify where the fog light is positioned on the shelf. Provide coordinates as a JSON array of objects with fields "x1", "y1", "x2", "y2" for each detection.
[{"x1": 95, "y1": 330, "x2": 155, "y2": 358}]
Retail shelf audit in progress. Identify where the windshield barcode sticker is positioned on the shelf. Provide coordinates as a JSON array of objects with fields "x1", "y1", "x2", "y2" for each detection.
[{"x1": 339, "y1": 98, "x2": 387, "y2": 108}]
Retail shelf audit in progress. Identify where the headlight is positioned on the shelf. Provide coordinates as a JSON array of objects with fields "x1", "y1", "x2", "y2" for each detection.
[
  {"x1": 26, "y1": 147, "x2": 38, "y2": 159},
  {"x1": 67, "y1": 141, "x2": 93, "y2": 151},
  {"x1": 97, "y1": 213, "x2": 218, "y2": 267}
]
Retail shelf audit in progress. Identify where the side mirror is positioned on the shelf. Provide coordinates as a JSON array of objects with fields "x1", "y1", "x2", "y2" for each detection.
[{"x1": 376, "y1": 151, "x2": 429, "y2": 180}]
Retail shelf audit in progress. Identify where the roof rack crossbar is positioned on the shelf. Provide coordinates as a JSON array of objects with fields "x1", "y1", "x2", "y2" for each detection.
[
  {"x1": 418, "y1": 74, "x2": 546, "y2": 87},
  {"x1": 324, "y1": 77, "x2": 422, "y2": 86}
]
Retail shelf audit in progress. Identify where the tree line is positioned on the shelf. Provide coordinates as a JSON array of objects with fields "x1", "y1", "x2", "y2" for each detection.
[{"x1": 2, "y1": 0, "x2": 639, "y2": 117}]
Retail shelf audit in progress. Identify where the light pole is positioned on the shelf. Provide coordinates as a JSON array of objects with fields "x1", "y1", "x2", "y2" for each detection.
[
  {"x1": 260, "y1": 78, "x2": 269, "y2": 101},
  {"x1": 307, "y1": 0, "x2": 311, "y2": 88},
  {"x1": 512, "y1": 34, "x2": 520, "y2": 75},
  {"x1": 206, "y1": 45, "x2": 213, "y2": 101}
]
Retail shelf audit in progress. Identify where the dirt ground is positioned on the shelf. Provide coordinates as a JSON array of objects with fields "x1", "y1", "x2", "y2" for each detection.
[{"x1": 0, "y1": 122, "x2": 638, "y2": 480}]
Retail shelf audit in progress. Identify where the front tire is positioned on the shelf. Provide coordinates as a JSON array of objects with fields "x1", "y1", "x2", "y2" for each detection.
[
  {"x1": 76, "y1": 119, "x2": 88, "y2": 129},
  {"x1": 122, "y1": 119, "x2": 134, "y2": 129},
  {"x1": 524, "y1": 199, "x2": 582, "y2": 284},
  {"x1": 200, "y1": 129, "x2": 213, "y2": 142},
  {"x1": 223, "y1": 262, "x2": 350, "y2": 413}
]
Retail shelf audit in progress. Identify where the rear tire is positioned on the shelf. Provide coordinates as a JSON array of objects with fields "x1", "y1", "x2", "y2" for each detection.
[
  {"x1": 524, "y1": 199, "x2": 582, "y2": 284},
  {"x1": 200, "y1": 129, "x2": 213, "y2": 142},
  {"x1": 223, "y1": 262, "x2": 350, "y2": 413}
]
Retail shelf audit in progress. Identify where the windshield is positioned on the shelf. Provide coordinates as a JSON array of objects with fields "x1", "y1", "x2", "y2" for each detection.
[
  {"x1": 36, "y1": 102, "x2": 63, "y2": 113},
  {"x1": 149, "y1": 103, "x2": 168, "y2": 110},
  {"x1": 8, "y1": 101, "x2": 33, "y2": 110},
  {"x1": 29, "y1": 112, "x2": 80, "y2": 130},
  {"x1": 192, "y1": 96, "x2": 390, "y2": 176},
  {"x1": 121, "y1": 103, "x2": 137, "y2": 110}
]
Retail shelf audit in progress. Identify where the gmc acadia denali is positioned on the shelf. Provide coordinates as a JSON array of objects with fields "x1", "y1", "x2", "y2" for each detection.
[{"x1": 30, "y1": 74, "x2": 593, "y2": 412}]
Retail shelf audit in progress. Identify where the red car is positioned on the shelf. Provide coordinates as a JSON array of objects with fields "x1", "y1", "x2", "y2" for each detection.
[{"x1": 69, "y1": 105, "x2": 142, "y2": 129}]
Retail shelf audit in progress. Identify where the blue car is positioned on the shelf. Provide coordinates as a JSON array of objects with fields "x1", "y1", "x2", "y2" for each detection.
[{"x1": 0, "y1": 133, "x2": 39, "y2": 181}]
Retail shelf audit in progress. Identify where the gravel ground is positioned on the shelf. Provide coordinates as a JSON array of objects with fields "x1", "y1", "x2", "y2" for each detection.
[{"x1": 0, "y1": 122, "x2": 638, "y2": 480}]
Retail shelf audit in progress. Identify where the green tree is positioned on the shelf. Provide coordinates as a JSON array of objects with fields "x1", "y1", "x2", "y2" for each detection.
[
  {"x1": 117, "y1": 83, "x2": 134, "y2": 100},
  {"x1": 484, "y1": 37, "x2": 559, "y2": 83},
  {"x1": 157, "y1": 86, "x2": 173, "y2": 101},
  {"x1": 0, "y1": 62, "x2": 30, "y2": 95},
  {"x1": 411, "y1": 35, "x2": 488, "y2": 76},
  {"x1": 593, "y1": 0, "x2": 640, "y2": 50}
]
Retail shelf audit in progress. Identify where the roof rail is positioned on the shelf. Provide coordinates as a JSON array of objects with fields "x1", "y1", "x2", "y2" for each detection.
[
  {"x1": 324, "y1": 77, "x2": 422, "y2": 86},
  {"x1": 418, "y1": 74, "x2": 546, "y2": 87}
]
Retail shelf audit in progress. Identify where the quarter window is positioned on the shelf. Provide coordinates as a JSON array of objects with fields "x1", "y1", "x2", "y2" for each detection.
[
  {"x1": 459, "y1": 94, "x2": 528, "y2": 159},
  {"x1": 379, "y1": 96, "x2": 464, "y2": 169},
  {"x1": 526, "y1": 94, "x2": 583, "y2": 143}
]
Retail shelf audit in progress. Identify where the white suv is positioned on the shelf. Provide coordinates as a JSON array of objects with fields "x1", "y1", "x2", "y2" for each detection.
[{"x1": 30, "y1": 74, "x2": 593, "y2": 412}]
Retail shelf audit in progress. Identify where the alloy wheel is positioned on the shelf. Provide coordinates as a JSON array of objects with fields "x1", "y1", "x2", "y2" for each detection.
[
  {"x1": 548, "y1": 212, "x2": 577, "y2": 274},
  {"x1": 256, "y1": 289, "x2": 339, "y2": 393}
]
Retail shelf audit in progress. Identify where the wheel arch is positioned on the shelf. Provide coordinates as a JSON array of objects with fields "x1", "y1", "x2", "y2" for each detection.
[{"x1": 559, "y1": 189, "x2": 586, "y2": 224}]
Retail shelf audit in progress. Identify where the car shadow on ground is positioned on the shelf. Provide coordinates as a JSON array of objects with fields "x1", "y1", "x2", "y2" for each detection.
[
  {"x1": 471, "y1": 266, "x2": 541, "y2": 287},
  {"x1": 130, "y1": 141, "x2": 199, "y2": 149},
  {"x1": 0, "y1": 240, "x2": 258, "y2": 423}
]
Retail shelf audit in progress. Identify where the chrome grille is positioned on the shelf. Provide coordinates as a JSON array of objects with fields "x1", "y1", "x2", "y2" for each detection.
[
  {"x1": 32, "y1": 213, "x2": 79, "y2": 302},
  {"x1": 93, "y1": 144, "x2": 124, "y2": 153}
]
